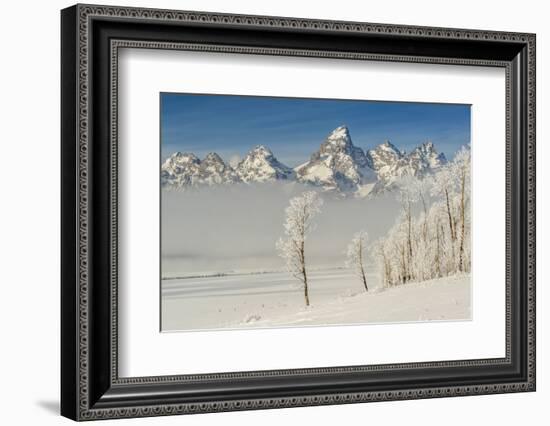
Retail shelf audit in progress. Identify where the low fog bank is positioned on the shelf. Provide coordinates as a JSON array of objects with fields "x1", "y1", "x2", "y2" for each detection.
[{"x1": 161, "y1": 183, "x2": 403, "y2": 277}]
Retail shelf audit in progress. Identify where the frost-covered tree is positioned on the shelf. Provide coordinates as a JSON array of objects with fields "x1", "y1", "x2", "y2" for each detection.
[
  {"x1": 371, "y1": 146, "x2": 471, "y2": 287},
  {"x1": 429, "y1": 154, "x2": 463, "y2": 260},
  {"x1": 409, "y1": 176, "x2": 432, "y2": 243},
  {"x1": 396, "y1": 177, "x2": 415, "y2": 261},
  {"x1": 393, "y1": 175, "x2": 425, "y2": 282},
  {"x1": 345, "y1": 230, "x2": 369, "y2": 292},
  {"x1": 451, "y1": 147, "x2": 471, "y2": 272},
  {"x1": 276, "y1": 191, "x2": 323, "y2": 306}
]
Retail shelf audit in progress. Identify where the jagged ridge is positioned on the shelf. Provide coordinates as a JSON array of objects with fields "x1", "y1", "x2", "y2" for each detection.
[{"x1": 161, "y1": 125, "x2": 449, "y2": 196}]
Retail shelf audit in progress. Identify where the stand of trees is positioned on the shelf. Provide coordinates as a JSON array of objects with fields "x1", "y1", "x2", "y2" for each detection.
[
  {"x1": 277, "y1": 147, "x2": 471, "y2": 300},
  {"x1": 371, "y1": 147, "x2": 471, "y2": 288}
]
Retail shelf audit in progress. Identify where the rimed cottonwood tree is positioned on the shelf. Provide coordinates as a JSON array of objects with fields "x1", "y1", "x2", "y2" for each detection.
[
  {"x1": 451, "y1": 148, "x2": 471, "y2": 273},
  {"x1": 345, "y1": 230, "x2": 369, "y2": 292},
  {"x1": 370, "y1": 147, "x2": 471, "y2": 288},
  {"x1": 276, "y1": 191, "x2": 323, "y2": 306}
]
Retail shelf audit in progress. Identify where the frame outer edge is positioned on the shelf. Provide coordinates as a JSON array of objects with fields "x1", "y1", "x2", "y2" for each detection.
[
  {"x1": 61, "y1": 4, "x2": 80, "y2": 421},
  {"x1": 76, "y1": 2, "x2": 91, "y2": 420},
  {"x1": 66, "y1": 4, "x2": 536, "y2": 421},
  {"x1": 527, "y1": 33, "x2": 536, "y2": 390}
]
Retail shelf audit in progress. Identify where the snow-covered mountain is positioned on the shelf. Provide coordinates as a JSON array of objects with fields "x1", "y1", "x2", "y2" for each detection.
[
  {"x1": 161, "y1": 152, "x2": 239, "y2": 189},
  {"x1": 235, "y1": 145, "x2": 294, "y2": 183},
  {"x1": 161, "y1": 152, "x2": 201, "y2": 188},
  {"x1": 366, "y1": 140, "x2": 406, "y2": 182},
  {"x1": 367, "y1": 140, "x2": 447, "y2": 192},
  {"x1": 408, "y1": 142, "x2": 447, "y2": 173},
  {"x1": 160, "y1": 146, "x2": 293, "y2": 189},
  {"x1": 161, "y1": 125, "x2": 449, "y2": 196},
  {"x1": 294, "y1": 125, "x2": 376, "y2": 193},
  {"x1": 198, "y1": 152, "x2": 241, "y2": 185}
]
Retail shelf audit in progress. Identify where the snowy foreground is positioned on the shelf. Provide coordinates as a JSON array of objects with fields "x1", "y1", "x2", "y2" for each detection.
[{"x1": 161, "y1": 270, "x2": 471, "y2": 332}]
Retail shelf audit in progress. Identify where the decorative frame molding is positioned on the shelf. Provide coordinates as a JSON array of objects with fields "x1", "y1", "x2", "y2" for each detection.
[{"x1": 61, "y1": 3, "x2": 536, "y2": 421}]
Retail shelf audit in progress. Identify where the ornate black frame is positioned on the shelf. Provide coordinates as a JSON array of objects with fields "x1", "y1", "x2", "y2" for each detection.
[{"x1": 61, "y1": 4, "x2": 536, "y2": 421}]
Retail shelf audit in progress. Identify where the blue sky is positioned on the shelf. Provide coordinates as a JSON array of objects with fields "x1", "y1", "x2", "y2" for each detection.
[{"x1": 160, "y1": 93, "x2": 470, "y2": 167}]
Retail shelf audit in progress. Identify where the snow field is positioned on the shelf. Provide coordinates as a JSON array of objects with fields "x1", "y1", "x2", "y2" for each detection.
[{"x1": 162, "y1": 269, "x2": 470, "y2": 331}]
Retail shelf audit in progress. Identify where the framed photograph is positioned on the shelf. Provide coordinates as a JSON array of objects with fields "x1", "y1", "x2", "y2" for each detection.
[{"x1": 61, "y1": 4, "x2": 536, "y2": 421}]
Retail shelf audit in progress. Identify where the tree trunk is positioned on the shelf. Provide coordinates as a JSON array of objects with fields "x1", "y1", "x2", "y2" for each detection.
[
  {"x1": 420, "y1": 191, "x2": 428, "y2": 243},
  {"x1": 300, "y1": 240, "x2": 309, "y2": 306},
  {"x1": 360, "y1": 267, "x2": 368, "y2": 292},
  {"x1": 400, "y1": 244, "x2": 406, "y2": 283},
  {"x1": 458, "y1": 168, "x2": 466, "y2": 272},
  {"x1": 381, "y1": 249, "x2": 391, "y2": 287},
  {"x1": 359, "y1": 242, "x2": 368, "y2": 292},
  {"x1": 445, "y1": 187, "x2": 457, "y2": 271},
  {"x1": 445, "y1": 188, "x2": 455, "y2": 241},
  {"x1": 435, "y1": 220, "x2": 442, "y2": 277},
  {"x1": 407, "y1": 199, "x2": 413, "y2": 258},
  {"x1": 303, "y1": 270, "x2": 310, "y2": 306}
]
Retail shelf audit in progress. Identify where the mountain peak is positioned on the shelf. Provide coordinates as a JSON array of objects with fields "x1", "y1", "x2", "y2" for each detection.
[
  {"x1": 165, "y1": 152, "x2": 200, "y2": 164},
  {"x1": 296, "y1": 125, "x2": 374, "y2": 192},
  {"x1": 327, "y1": 125, "x2": 351, "y2": 139},
  {"x1": 379, "y1": 140, "x2": 402, "y2": 154},
  {"x1": 200, "y1": 152, "x2": 234, "y2": 175},
  {"x1": 203, "y1": 152, "x2": 224, "y2": 163},
  {"x1": 367, "y1": 140, "x2": 447, "y2": 192},
  {"x1": 236, "y1": 145, "x2": 293, "y2": 183},
  {"x1": 249, "y1": 145, "x2": 274, "y2": 157},
  {"x1": 413, "y1": 141, "x2": 436, "y2": 154},
  {"x1": 409, "y1": 141, "x2": 447, "y2": 169},
  {"x1": 320, "y1": 125, "x2": 354, "y2": 155},
  {"x1": 368, "y1": 140, "x2": 403, "y2": 164}
]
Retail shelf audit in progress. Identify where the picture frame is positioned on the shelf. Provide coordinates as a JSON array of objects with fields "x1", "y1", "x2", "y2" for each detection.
[{"x1": 61, "y1": 3, "x2": 536, "y2": 421}]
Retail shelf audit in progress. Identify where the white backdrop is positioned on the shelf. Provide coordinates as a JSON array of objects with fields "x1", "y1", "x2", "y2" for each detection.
[{"x1": 0, "y1": 0, "x2": 547, "y2": 425}]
